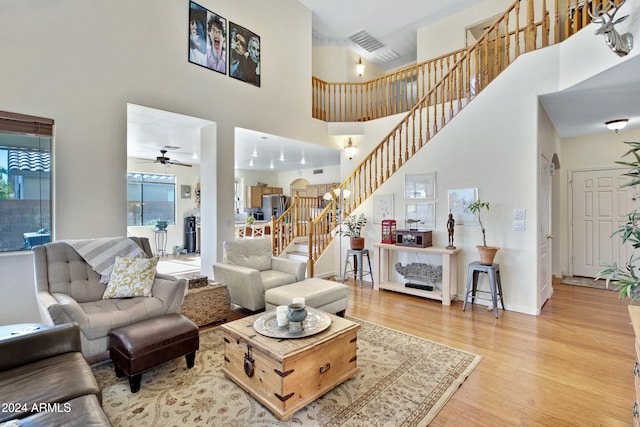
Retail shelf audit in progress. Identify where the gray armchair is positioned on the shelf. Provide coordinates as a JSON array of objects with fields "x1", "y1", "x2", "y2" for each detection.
[
  {"x1": 34, "y1": 237, "x2": 187, "y2": 360},
  {"x1": 213, "y1": 238, "x2": 306, "y2": 311}
]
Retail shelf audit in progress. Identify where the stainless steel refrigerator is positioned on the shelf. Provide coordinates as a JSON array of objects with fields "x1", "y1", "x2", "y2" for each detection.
[{"x1": 261, "y1": 194, "x2": 288, "y2": 219}]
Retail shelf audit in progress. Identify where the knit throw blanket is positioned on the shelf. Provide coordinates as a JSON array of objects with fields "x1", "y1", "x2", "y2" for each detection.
[{"x1": 63, "y1": 237, "x2": 145, "y2": 283}]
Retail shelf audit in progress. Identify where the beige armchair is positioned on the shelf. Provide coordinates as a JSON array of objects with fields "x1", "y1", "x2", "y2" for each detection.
[
  {"x1": 34, "y1": 237, "x2": 187, "y2": 360},
  {"x1": 213, "y1": 238, "x2": 306, "y2": 311}
]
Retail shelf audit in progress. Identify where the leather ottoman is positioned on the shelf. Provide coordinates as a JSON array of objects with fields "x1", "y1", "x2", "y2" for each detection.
[
  {"x1": 264, "y1": 278, "x2": 349, "y2": 316},
  {"x1": 109, "y1": 313, "x2": 199, "y2": 393}
]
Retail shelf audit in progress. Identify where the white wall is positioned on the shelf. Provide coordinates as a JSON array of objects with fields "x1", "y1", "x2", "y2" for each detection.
[
  {"x1": 312, "y1": 46, "x2": 385, "y2": 82},
  {"x1": 0, "y1": 0, "x2": 323, "y2": 323}
]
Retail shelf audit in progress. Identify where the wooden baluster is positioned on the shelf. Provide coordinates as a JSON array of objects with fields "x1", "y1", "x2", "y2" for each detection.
[
  {"x1": 541, "y1": 0, "x2": 549, "y2": 47},
  {"x1": 515, "y1": 2, "x2": 521, "y2": 57},
  {"x1": 419, "y1": 101, "x2": 424, "y2": 149},
  {"x1": 525, "y1": 0, "x2": 536, "y2": 52}
]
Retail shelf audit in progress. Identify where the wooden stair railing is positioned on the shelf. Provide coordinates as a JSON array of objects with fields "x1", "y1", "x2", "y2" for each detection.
[{"x1": 274, "y1": 0, "x2": 625, "y2": 276}]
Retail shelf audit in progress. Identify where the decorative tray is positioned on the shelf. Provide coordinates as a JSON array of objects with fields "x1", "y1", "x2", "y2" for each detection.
[{"x1": 253, "y1": 307, "x2": 332, "y2": 339}]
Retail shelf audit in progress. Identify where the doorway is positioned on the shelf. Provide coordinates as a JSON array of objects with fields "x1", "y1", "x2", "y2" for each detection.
[{"x1": 570, "y1": 168, "x2": 637, "y2": 277}]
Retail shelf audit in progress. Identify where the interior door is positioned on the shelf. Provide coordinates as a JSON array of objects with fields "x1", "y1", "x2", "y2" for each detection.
[
  {"x1": 571, "y1": 168, "x2": 635, "y2": 277},
  {"x1": 539, "y1": 153, "x2": 552, "y2": 307}
]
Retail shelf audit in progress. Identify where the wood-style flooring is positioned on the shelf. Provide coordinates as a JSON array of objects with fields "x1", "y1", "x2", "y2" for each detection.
[{"x1": 213, "y1": 277, "x2": 635, "y2": 426}]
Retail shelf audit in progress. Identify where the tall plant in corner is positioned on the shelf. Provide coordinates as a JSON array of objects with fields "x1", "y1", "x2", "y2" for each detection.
[{"x1": 596, "y1": 141, "x2": 640, "y2": 302}]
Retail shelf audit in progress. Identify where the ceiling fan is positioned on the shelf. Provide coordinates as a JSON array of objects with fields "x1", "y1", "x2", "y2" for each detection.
[{"x1": 154, "y1": 149, "x2": 192, "y2": 167}]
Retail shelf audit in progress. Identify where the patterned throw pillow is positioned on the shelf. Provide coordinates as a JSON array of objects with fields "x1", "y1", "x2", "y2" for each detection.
[{"x1": 102, "y1": 256, "x2": 159, "y2": 299}]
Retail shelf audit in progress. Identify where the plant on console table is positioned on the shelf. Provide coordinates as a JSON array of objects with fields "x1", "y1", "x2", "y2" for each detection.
[
  {"x1": 467, "y1": 199, "x2": 499, "y2": 265},
  {"x1": 337, "y1": 213, "x2": 367, "y2": 250}
]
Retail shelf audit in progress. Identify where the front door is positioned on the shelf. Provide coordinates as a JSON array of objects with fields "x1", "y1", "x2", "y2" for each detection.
[{"x1": 571, "y1": 168, "x2": 636, "y2": 277}]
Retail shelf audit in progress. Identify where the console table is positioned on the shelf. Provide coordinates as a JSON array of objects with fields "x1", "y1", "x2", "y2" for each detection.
[{"x1": 372, "y1": 243, "x2": 461, "y2": 306}]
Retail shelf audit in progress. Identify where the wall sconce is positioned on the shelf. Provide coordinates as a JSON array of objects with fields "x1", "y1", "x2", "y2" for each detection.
[
  {"x1": 605, "y1": 119, "x2": 629, "y2": 133},
  {"x1": 356, "y1": 58, "x2": 365, "y2": 76},
  {"x1": 344, "y1": 138, "x2": 357, "y2": 159}
]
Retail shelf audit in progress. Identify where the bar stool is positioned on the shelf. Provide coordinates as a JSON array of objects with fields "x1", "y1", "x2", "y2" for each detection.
[
  {"x1": 462, "y1": 261, "x2": 505, "y2": 318},
  {"x1": 342, "y1": 249, "x2": 373, "y2": 288}
]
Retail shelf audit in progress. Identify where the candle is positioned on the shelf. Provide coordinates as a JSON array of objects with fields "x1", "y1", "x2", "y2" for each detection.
[
  {"x1": 291, "y1": 297, "x2": 305, "y2": 307},
  {"x1": 276, "y1": 312, "x2": 288, "y2": 327},
  {"x1": 276, "y1": 305, "x2": 288, "y2": 315}
]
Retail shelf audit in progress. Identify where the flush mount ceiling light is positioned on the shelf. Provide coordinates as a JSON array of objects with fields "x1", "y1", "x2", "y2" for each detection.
[
  {"x1": 605, "y1": 119, "x2": 629, "y2": 133},
  {"x1": 344, "y1": 138, "x2": 357, "y2": 160}
]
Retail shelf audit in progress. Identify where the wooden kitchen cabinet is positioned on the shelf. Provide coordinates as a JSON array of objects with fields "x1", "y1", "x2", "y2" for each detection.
[
  {"x1": 245, "y1": 186, "x2": 284, "y2": 208},
  {"x1": 306, "y1": 183, "x2": 338, "y2": 198}
]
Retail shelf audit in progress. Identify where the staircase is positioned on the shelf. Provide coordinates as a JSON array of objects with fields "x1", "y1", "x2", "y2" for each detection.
[{"x1": 271, "y1": 0, "x2": 621, "y2": 276}]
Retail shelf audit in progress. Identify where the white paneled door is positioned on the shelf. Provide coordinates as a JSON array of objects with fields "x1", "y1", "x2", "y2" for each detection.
[{"x1": 571, "y1": 168, "x2": 637, "y2": 277}]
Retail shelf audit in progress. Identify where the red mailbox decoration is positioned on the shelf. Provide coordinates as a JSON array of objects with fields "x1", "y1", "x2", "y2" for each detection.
[{"x1": 381, "y1": 220, "x2": 397, "y2": 244}]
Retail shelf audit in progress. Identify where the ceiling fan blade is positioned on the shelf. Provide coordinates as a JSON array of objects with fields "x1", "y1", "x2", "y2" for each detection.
[{"x1": 168, "y1": 160, "x2": 192, "y2": 167}]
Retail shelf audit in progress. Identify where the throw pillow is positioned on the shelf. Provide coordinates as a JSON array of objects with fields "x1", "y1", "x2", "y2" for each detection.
[{"x1": 102, "y1": 256, "x2": 159, "y2": 299}]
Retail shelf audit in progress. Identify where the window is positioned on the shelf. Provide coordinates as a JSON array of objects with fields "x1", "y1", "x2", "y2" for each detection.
[
  {"x1": 127, "y1": 172, "x2": 176, "y2": 226},
  {"x1": 0, "y1": 111, "x2": 52, "y2": 252}
]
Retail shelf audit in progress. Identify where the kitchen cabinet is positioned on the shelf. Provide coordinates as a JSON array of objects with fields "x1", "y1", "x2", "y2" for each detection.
[
  {"x1": 245, "y1": 186, "x2": 283, "y2": 208},
  {"x1": 306, "y1": 183, "x2": 338, "y2": 198}
]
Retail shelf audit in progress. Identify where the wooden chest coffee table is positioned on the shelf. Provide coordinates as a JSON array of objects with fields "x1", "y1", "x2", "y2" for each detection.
[{"x1": 221, "y1": 310, "x2": 359, "y2": 421}]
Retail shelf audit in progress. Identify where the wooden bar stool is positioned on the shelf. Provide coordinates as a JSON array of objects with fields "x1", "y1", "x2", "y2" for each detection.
[
  {"x1": 462, "y1": 261, "x2": 505, "y2": 318},
  {"x1": 342, "y1": 249, "x2": 373, "y2": 288}
]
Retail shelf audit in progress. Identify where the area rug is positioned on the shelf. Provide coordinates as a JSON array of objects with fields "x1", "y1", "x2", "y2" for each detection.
[
  {"x1": 561, "y1": 275, "x2": 614, "y2": 290},
  {"x1": 92, "y1": 317, "x2": 481, "y2": 426}
]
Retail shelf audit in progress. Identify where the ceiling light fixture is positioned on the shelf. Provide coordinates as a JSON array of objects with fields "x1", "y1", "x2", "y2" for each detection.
[
  {"x1": 269, "y1": 160, "x2": 274, "y2": 169},
  {"x1": 251, "y1": 147, "x2": 259, "y2": 157},
  {"x1": 279, "y1": 152, "x2": 285, "y2": 161},
  {"x1": 300, "y1": 157, "x2": 306, "y2": 165},
  {"x1": 356, "y1": 57, "x2": 366, "y2": 76},
  {"x1": 249, "y1": 159, "x2": 254, "y2": 167},
  {"x1": 605, "y1": 119, "x2": 629, "y2": 133},
  {"x1": 344, "y1": 138, "x2": 357, "y2": 160}
]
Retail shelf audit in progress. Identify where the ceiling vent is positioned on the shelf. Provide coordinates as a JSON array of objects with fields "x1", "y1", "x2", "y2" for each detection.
[
  {"x1": 376, "y1": 50, "x2": 401, "y2": 62},
  {"x1": 348, "y1": 29, "x2": 384, "y2": 53},
  {"x1": 313, "y1": 169, "x2": 324, "y2": 174},
  {"x1": 163, "y1": 145, "x2": 181, "y2": 151}
]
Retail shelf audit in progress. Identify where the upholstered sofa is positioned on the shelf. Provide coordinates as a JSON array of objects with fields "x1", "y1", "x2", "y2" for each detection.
[
  {"x1": 34, "y1": 237, "x2": 187, "y2": 360},
  {"x1": 0, "y1": 323, "x2": 111, "y2": 426},
  {"x1": 213, "y1": 238, "x2": 307, "y2": 311}
]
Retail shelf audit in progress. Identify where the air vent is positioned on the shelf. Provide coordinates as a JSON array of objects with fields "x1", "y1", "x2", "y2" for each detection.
[
  {"x1": 163, "y1": 145, "x2": 181, "y2": 151},
  {"x1": 348, "y1": 29, "x2": 384, "y2": 53},
  {"x1": 376, "y1": 50, "x2": 400, "y2": 62},
  {"x1": 313, "y1": 169, "x2": 324, "y2": 174}
]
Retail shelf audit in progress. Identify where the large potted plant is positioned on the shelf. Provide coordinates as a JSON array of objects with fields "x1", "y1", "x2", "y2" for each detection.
[
  {"x1": 596, "y1": 141, "x2": 640, "y2": 302},
  {"x1": 338, "y1": 213, "x2": 367, "y2": 250},
  {"x1": 467, "y1": 199, "x2": 499, "y2": 264}
]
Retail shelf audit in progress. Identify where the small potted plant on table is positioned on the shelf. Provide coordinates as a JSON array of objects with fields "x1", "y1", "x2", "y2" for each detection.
[
  {"x1": 468, "y1": 199, "x2": 499, "y2": 264},
  {"x1": 338, "y1": 213, "x2": 367, "y2": 250}
]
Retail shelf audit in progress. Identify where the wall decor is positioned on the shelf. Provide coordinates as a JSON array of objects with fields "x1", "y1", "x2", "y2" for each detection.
[
  {"x1": 405, "y1": 201, "x2": 435, "y2": 229},
  {"x1": 448, "y1": 188, "x2": 478, "y2": 225},
  {"x1": 181, "y1": 185, "x2": 192, "y2": 199},
  {"x1": 229, "y1": 22, "x2": 260, "y2": 87},
  {"x1": 373, "y1": 194, "x2": 394, "y2": 224},
  {"x1": 189, "y1": 2, "x2": 227, "y2": 74},
  {"x1": 405, "y1": 172, "x2": 435, "y2": 199}
]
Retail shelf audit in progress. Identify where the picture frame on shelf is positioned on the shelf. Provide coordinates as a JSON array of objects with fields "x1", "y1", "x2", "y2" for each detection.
[
  {"x1": 373, "y1": 194, "x2": 394, "y2": 224},
  {"x1": 447, "y1": 188, "x2": 478, "y2": 225},
  {"x1": 405, "y1": 172, "x2": 435, "y2": 199}
]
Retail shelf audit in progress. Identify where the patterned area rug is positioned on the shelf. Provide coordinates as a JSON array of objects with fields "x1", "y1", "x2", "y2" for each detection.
[{"x1": 92, "y1": 317, "x2": 481, "y2": 426}]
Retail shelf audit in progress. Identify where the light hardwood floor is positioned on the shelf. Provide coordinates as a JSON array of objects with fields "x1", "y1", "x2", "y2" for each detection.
[
  {"x1": 343, "y1": 278, "x2": 634, "y2": 426},
  {"x1": 179, "y1": 249, "x2": 635, "y2": 426}
]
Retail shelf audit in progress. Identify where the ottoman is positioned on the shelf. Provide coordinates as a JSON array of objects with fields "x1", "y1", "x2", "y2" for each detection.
[
  {"x1": 265, "y1": 278, "x2": 349, "y2": 316},
  {"x1": 109, "y1": 313, "x2": 199, "y2": 393}
]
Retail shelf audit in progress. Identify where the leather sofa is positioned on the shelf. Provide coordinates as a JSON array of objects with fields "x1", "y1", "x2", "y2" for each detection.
[
  {"x1": 0, "y1": 323, "x2": 111, "y2": 426},
  {"x1": 33, "y1": 237, "x2": 188, "y2": 360},
  {"x1": 213, "y1": 238, "x2": 306, "y2": 311}
]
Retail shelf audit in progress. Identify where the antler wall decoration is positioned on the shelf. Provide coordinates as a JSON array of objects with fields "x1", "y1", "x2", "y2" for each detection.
[{"x1": 589, "y1": 0, "x2": 634, "y2": 57}]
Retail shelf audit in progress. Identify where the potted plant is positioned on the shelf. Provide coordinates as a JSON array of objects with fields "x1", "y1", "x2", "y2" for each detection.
[
  {"x1": 467, "y1": 199, "x2": 499, "y2": 264},
  {"x1": 151, "y1": 219, "x2": 168, "y2": 231},
  {"x1": 596, "y1": 141, "x2": 640, "y2": 302},
  {"x1": 337, "y1": 213, "x2": 367, "y2": 250}
]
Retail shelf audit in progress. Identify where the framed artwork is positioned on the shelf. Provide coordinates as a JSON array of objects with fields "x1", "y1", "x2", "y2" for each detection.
[
  {"x1": 405, "y1": 201, "x2": 436, "y2": 229},
  {"x1": 373, "y1": 194, "x2": 394, "y2": 224},
  {"x1": 181, "y1": 185, "x2": 192, "y2": 199},
  {"x1": 405, "y1": 172, "x2": 435, "y2": 199},
  {"x1": 229, "y1": 22, "x2": 261, "y2": 87},
  {"x1": 448, "y1": 188, "x2": 478, "y2": 225},
  {"x1": 188, "y1": 2, "x2": 227, "y2": 74}
]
